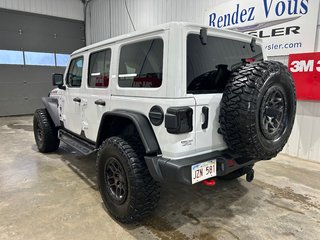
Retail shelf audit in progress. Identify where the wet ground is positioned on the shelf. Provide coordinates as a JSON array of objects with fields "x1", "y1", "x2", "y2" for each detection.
[{"x1": 1, "y1": 116, "x2": 319, "y2": 240}]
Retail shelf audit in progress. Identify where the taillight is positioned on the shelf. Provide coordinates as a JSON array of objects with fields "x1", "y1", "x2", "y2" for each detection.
[
  {"x1": 244, "y1": 58, "x2": 256, "y2": 63},
  {"x1": 227, "y1": 159, "x2": 235, "y2": 167},
  {"x1": 165, "y1": 107, "x2": 193, "y2": 134}
]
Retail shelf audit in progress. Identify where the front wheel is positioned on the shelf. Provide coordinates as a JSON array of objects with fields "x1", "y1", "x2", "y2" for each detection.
[
  {"x1": 96, "y1": 136, "x2": 160, "y2": 223},
  {"x1": 33, "y1": 109, "x2": 60, "y2": 153}
]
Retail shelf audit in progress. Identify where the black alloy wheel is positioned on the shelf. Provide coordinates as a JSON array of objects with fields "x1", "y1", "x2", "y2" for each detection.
[
  {"x1": 260, "y1": 85, "x2": 287, "y2": 141},
  {"x1": 104, "y1": 157, "x2": 128, "y2": 204},
  {"x1": 35, "y1": 120, "x2": 44, "y2": 144}
]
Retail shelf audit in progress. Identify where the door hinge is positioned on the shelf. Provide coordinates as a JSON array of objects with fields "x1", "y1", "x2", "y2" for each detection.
[
  {"x1": 82, "y1": 99, "x2": 88, "y2": 106},
  {"x1": 82, "y1": 121, "x2": 88, "y2": 130}
]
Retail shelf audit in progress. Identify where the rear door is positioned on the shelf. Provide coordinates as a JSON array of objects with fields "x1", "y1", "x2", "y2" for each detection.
[
  {"x1": 82, "y1": 48, "x2": 112, "y2": 141},
  {"x1": 186, "y1": 33, "x2": 263, "y2": 154}
]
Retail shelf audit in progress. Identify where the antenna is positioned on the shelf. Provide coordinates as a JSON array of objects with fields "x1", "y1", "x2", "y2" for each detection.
[{"x1": 124, "y1": 0, "x2": 136, "y2": 31}]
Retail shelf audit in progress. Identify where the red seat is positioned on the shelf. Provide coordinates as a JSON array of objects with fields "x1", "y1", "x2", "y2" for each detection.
[
  {"x1": 132, "y1": 76, "x2": 161, "y2": 87},
  {"x1": 95, "y1": 75, "x2": 109, "y2": 87}
]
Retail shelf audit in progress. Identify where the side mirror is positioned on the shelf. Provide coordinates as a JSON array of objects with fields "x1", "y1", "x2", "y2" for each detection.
[{"x1": 52, "y1": 73, "x2": 66, "y2": 90}]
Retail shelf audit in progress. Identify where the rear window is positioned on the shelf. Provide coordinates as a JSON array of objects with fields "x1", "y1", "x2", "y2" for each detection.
[
  {"x1": 118, "y1": 39, "x2": 163, "y2": 88},
  {"x1": 187, "y1": 34, "x2": 263, "y2": 94}
]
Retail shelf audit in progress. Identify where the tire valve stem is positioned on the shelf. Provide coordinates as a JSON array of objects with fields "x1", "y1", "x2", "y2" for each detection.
[{"x1": 246, "y1": 169, "x2": 255, "y2": 182}]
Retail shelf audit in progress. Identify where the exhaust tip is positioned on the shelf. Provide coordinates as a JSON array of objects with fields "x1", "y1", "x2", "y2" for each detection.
[{"x1": 246, "y1": 169, "x2": 255, "y2": 182}]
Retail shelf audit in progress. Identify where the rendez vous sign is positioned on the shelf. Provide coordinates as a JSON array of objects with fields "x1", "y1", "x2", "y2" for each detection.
[{"x1": 205, "y1": 0, "x2": 319, "y2": 56}]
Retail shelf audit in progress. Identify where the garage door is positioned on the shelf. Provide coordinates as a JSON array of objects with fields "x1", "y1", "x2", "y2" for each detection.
[{"x1": 0, "y1": 9, "x2": 84, "y2": 116}]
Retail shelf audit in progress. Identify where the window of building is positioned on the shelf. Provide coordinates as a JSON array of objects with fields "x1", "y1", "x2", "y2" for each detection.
[
  {"x1": 66, "y1": 57, "x2": 83, "y2": 87},
  {"x1": 88, "y1": 49, "x2": 111, "y2": 88},
  {"x1": 0, "y1": 50, "x2": 70, "y2": 67},
  {"x1": 56, "y1": 54, "x2": 70, "y2": 67},
  {"x1": 118, "y1": 39, "x2": 163, "y2": 88},
  {"x1": 0, "y1": 50, "x2": 24, "y2": 65},
  {"x1": 24, "y1": 51, "x2": 55, "y2": 66}
]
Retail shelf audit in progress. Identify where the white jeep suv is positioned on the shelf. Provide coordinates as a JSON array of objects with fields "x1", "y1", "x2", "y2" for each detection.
[{"x1": 33, "y1": 22, "x2": 296, "y2": 223}]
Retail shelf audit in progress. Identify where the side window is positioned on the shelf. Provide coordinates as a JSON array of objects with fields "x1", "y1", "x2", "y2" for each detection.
[
  {"x1": 118, "y1": 39, "x2": 163, "y2": 88},
  {"x1": 67, "y1": 57, "x2": 83, "y2": 87},
  {"x1": 88, "y1": 49, "x2": 111, "y2": 88}
]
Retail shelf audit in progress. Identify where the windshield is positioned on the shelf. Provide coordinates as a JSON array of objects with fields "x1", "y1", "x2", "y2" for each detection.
[{"x1": 187, "y1": 34, "x2": 263, "y2": 94}]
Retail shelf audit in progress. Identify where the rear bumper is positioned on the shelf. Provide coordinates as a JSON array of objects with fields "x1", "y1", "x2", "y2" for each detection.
[{"x1": 145, "y1": 151, "x2": 256, "y2": 185}]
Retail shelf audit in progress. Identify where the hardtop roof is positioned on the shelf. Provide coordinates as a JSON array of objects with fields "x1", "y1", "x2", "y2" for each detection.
[{"x1": 72, "y1": 22, "x2": 262, "y2": 55}]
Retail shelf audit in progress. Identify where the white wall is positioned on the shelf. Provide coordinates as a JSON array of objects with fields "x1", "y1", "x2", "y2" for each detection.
[
  {"x1": 86, "y1": 0, "x2": 220, "y2": 44},
  {"x1": 269, "y1": 9, "x2": 320, "y2": 162},
  {"x1": 87, "y1": 0, "x2": 320, "y2": 162},
  {"x1": 0, "y1": 0, "x2": 84, "y2": 20}
]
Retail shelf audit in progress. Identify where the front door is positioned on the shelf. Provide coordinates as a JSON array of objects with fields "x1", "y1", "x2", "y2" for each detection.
[
  {"x1": 82, "y1": 48, "x2": 112, "y2": 141},
  {"x1": 60, "y1": 56, "x2": 84, "y2": 135}
]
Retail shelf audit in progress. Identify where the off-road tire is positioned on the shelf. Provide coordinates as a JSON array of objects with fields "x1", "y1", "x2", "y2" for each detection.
[
  {"x1": 33, "y1": 108, "x2": 60, "y2": 153},
  {"x1": 219, "y1": 61, "x2": 296, "y2": 161},
  {"x1": 97, "y1": 136, "x2": 160, "y2": 223}
]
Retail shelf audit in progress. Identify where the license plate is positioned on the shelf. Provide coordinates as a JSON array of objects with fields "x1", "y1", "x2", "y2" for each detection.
[{"x1": 191, "y1": 160, "x2": 216, "y2": 184}]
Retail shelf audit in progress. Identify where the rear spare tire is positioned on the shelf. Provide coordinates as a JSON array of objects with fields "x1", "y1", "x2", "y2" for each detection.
[{"x1": 219, "y1": 61, "x2": 296, "y2": 161}]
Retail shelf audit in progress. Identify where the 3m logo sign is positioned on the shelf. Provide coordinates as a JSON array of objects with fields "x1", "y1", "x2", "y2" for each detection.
[
  {"x1": 288, "y1": 52, "x2": 320, "y2": 101},
  {"x1": 290, "y1": 60, "x2": 320, "y2": 73}
]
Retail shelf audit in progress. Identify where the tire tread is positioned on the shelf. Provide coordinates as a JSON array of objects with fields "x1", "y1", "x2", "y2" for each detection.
[
  {"x1": 219, "y1": 61, "x2": 296, "y2": 161},
  {"x1": 97, "y1": 136, "x2": 160, "y2": 223},
  {"x1": 33, "y1": 108, "x2": 60, "y2": 153}
]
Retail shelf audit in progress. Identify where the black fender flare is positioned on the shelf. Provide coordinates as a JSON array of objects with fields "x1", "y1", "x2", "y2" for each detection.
[
  {"x1": 96, "y1": 110, "x2": 161, "y2": 155},
  {"x1": 41, "y1": 97, "x2": 60, "y2": 127}
]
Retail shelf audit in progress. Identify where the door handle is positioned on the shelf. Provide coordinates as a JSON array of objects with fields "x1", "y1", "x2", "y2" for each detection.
[
  {"x1": 95, "y1": 99, "x2": 106, "y2": 106},
  {"x1": 73, "y1": 97, "x2": 81, "y2": 103},
  {"x1": 202, "y1": 107, "x2": 209, "y2": 129}
]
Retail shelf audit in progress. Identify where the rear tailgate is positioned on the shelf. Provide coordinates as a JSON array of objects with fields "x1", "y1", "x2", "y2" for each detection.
[
  {"x1": 186, "y1": 32, "x2": 263, "y2": 156},
  {"x1": 193, "y1": 94, "x2": 226, "y2": 154}
]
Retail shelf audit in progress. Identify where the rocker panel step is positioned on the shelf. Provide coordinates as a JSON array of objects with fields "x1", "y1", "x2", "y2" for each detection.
[{"x1": 58, "y1": 129, "x2": 96, "y2": 155}]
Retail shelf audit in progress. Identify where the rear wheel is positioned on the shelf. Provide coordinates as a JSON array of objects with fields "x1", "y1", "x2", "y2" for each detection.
[
  {"x1": 97, "y1": 136, "x2": 160, "y2": 223},
  {"x1": 33, "y1": 109, "x2": 60, "y2": 153}
]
